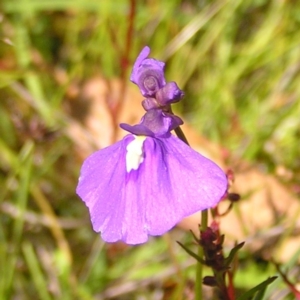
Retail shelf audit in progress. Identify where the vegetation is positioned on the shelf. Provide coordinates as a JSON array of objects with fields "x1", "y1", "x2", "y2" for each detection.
[{"x1": 1, "y1": 0, "x2": 299, "y2": 299}]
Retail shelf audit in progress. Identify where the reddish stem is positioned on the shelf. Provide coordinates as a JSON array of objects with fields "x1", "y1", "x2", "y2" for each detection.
[
  {"x1": 111, "y1": 0, "x2": 136, "y2": 142},
  {"x1": 227, "y1": 271, "x2": 235, "y2": 300},
  {"x1": 274, "y1": 262, "x2": 300, "y2": 299}
]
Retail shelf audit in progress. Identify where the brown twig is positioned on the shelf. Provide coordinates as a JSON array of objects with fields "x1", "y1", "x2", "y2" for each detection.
[
  {"x1": 111, "y1": 0, "x2": 136, "y2": 142},
  {"x1": 273, "y1": 261, "x2": 300, "y2": 300}
]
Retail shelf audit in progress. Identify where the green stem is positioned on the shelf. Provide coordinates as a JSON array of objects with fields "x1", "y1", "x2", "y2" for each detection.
[
  {"x1": 195, "y1": 209, "x2": 208, "y2": 300},
  {"x1": 173, "y1": 123, "x2": 208, "y2": 300}
]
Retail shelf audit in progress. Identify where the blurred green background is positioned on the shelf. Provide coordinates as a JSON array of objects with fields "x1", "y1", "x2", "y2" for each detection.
[{"x1": 0, "y1": 0, "x2": 299, "y2": 299}]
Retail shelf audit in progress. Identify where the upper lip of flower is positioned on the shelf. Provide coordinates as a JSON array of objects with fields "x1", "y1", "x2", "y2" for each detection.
[
  {"x1": 130, "y1": 46, "x2": 184, "y2": 106},
  {"x1": 130, "y1": 46, "x2": 166, "y2": 97},
  {"x1": 130, "y1": 46, "x2": 151, "y2": 83}
]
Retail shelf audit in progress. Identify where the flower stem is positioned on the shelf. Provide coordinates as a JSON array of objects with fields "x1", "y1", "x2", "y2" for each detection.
[
  {"x1": 169, "y1": 107, "x2": 189, "y2": 146},
  {"x1": 195, "y1": 209, "x2": 208, "y2": 300},
  {"x1": 173, "y1": 123, "x2": 208, "y2": 299}
]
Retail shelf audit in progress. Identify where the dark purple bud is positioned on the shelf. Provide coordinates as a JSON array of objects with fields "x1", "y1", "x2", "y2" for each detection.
[
  {"x1": 130, "y1": 46, "x2": 166, "y2": 97},
  {"x1": 203, "y1": 276, "x2": 217, "y2": 287},
  {"x1": 200, "y1": 227, "x2": 218, "y2": 245},
  {"x1": 120, "y1": 109, "x2": 183, "y2": 138},
  {"x1": 227, "y1": 193, "x2": 240, "y2": 202},
  {"x1": 155, "y1": 82, "x2": 184, "y2": 105}
]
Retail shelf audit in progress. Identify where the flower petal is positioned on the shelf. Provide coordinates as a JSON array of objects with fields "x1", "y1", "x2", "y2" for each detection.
[
  {"x1": 155, "y1": 82, "x2": 184, "y2": 105},
  {"x1": 130, "y1": 46, "x2": 150, "y2": 83},
  {"x1": 120, "y1": 109, "x2": 183, "y2": 138},
  {"x1": 77, "y1": 134, "x2": 227, "y2": 245},
  {"x1": 76, "y1": 135, "x2": 135, "y2": 242},
  {"x1": 138, "y1": 135, "x2": 227, "y2": 236},
  {"x1": 130, "y1": 46, "x2": 166, "y2": 97}
]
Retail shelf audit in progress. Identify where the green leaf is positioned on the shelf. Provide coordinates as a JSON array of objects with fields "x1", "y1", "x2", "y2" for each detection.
[
  {"x1": 237, "y1": 276, "x2": 278, "y2": 300},
  {"x1": 224, "y1": 242, "x2": 245, "y2": 268},
  {"x1": 177, "y1": 241, "x2": 203, "y2": 263}
]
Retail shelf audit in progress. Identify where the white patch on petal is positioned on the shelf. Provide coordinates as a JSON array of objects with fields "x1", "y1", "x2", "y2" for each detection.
[{"x1": 126, "y1": 135, "x2": 147, "y2": 172}]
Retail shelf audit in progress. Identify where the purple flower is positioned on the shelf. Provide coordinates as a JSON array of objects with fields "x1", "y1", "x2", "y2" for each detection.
[
  {"x1": 76, "y1": 46, "x2": 227, "y2": 245},
  {"x1": 76, "y1": 112, "x2": 227, "y2": 245},
  {"x1": 131, "y1": 46, "x2": 184, "y2": 107}
]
